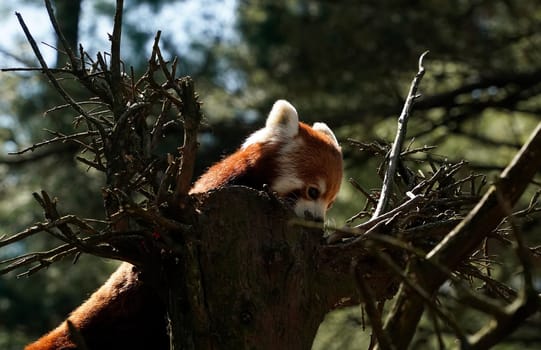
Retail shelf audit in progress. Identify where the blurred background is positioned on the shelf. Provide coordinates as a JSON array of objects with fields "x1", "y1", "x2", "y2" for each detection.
[{"x1": 1, "y1": 0, "x2": 540, "y2": 348}]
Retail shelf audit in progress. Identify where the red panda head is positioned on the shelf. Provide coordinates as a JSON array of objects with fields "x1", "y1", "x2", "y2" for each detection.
[{"x1": 191, "y1": 100, "x2": 343, "y2": 222}]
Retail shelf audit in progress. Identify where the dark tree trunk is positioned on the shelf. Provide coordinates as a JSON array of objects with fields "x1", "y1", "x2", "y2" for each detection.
[{"x1": 165, "y1": 187, "x2": 397, "y2": 349}]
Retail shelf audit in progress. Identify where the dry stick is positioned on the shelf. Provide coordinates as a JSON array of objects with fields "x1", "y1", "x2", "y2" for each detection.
[
  {"x1": 454, "y1": 282, "x2": 509, "y2": 320},
  {"x1": 399, "y1": 145, "x2": 437, "y2": 157},
  {"x1": 14, "y1": 12, "x2": 106, "y2": 139},
  {"x1": 147, "y1": 36, "x2": 201, "y2": 201},
  {"x1": 1, "y1": 229, "x2": 111, "y2": 276},
  {"x1": 3, "y1": 230, "x2": 131, "y2": 277},
  {"x1": 0, "y1": 221, "x2": 63, "y2": 249},
  {"x1": 354, "y1": 258, "x2": 395, "y2": 350},
  {"x1": 45, "y1": 129, "x2": 99, "y2": 151},
  {"x1": 14, "y1": 248, "x2": 79, "y2": 277},
  {"x1": 372, "y1": 51, "x2": 429, "y2": 218},
  {"x1": 144, "y1": 33, "x2": 183, "y2": 107},
  {"x1": 0, "y1": 213, "x2": 97, "y2": 251},
  {"x1": 374, "y1": 251, "x2": 468, "y2": 344},
  {"x1": 44, "y1": 0, "x2": 79, "y2": 68},
  {"x1": 110, "y1": 0, "x2": 124, "y2": 110},
  {"x1": 152, "y1": 31, "x2": 174, "y2": 82},
  {"x1": 45, "y1": 101, "x2": 110, "y2": 114},
  {"x1": 151, "y1": 99, "x2": 172, "y2": 149},
  {"x1": 354, "y1": 191, "x2": 426, "y2": 232},
  {"x1": 174, "y1": 78, "x2": 202, "y2": 201},
  {"x1": 428, "y1": 308, "x2": 445, "y2": 350},
  {"x1": 1, "y1": 67, "x2": 66, "y2": 73},
  {"x1": 466, "y1": 189, "x2": 540, "y2": 349},
  {"x1": 8, "y1": 131, "x2": 98, "y2": 155},
  {"x1": 349, "y1": 178, "x2": 378, "y2": 206}
]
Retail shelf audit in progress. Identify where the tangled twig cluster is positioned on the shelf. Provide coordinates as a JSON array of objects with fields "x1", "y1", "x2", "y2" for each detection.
[{"x1": 1, "y1": 0, "x2": 201, "y2": 276}]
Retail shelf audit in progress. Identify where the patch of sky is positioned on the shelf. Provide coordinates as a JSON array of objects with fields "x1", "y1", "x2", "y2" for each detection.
[{"x1": 0, "y1": 2, "x2": 57, "y2": 67}]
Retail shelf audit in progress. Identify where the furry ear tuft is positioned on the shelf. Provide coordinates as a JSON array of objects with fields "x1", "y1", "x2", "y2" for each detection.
[
  {"x1": 312, "y1": 122, "x2": 340, "y2": 148},
  {"x1": 265, "y1": 100, "x2": 299, "y2": 138},
  {"x1": 242, "y1": 100, "x2": 299, "y2": 148}
]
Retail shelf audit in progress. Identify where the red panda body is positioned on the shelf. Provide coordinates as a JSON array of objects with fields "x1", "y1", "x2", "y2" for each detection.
[{"x1": 26, "y1": 100, "x2": 342, "y2": 349}]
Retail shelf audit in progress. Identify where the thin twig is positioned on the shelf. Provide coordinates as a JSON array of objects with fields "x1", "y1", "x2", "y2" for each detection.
[
  {"x1": 14, "y1": 12, "x2": 107, "y2": 139},
  {"x1": 372, "y1": 51, "x2": 429, "y2": 218},
  {"x1": 349, "y1": 178, "x2": 378, "y2": 206},
  {"x1": 110, "y1": 0, "x2": 124, "y2": 112},
  {"x1": 8, "y1": 131, "x2": 98, "y2": 156},
  {"x1": 355, "y1": 194, "x2": 425, "y2": 232},
  {"x1": 374, "y1": 251, "x2": 469, "y2": 345},
  {"x1": 354, "y1": 259, "x2": 395, "y2": 350},
  {"x1": 173, "y1": 77, "x2": 202, "y2": 203},
  {"x1": 467, "y1": 188, "x2": 540, "y2": 348},
  {"x1": 0, "y1": 67, "x2": 68, "y2": 73},
  {"x1": 44, "y1": 0, "x2": 79, "y2": 68}
]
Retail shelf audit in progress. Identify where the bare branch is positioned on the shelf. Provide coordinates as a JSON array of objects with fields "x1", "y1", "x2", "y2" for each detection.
[
  {"x1": 14, "y1": 12, "x2": 107, "y2": 139},
  {"x1": 354, "y1": 259, "x2": 394, "y2": 350},
  {"x1": 110, "y1": 0, "x2": 124, "y2": 112},
  {"x1": 8, "y1": 131, "x2": 98, "y2": 156},
  {"x1": 173, "y1": 77, "x2": 202, "y2": 203},
  {"x1": 0, "y1": 143, "x2": 78, "y2": 165},
  {"x1": 465, "y1": 188, "x2": 540, "y2": 349},
  {"x1": 372, "y1": 51, "x2": 429, "y2": 218},
  {"x1": 44, "y1": 0, "x2": 79, "y2": 68}
]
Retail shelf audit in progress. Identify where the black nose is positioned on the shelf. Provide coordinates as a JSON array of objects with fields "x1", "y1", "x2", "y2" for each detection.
[{"x1": 304, "y1": 211, "x2": 324, "y2": 223}]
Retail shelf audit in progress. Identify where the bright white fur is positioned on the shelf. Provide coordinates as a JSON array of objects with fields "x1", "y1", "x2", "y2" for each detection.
[
  {"x1": 242, "y1": 100, "x2": 299, "y2": 148},
  {"x1": 312, "y1": 122, "x2": 339, "y2": 147}
]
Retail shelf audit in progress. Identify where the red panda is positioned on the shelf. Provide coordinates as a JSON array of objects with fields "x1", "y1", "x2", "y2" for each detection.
[
  {"x1": 25, "y1": 99, "x2": 343, "y2": 350},
  {"x1": 191, "y1": 99, "x2": 343, "y2": 221}
]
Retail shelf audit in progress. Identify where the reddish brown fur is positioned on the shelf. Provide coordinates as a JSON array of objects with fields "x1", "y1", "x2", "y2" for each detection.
[
  {"x1": 190, "y1": 141, "x2": 280, "y2": 194},
  {"x1": 191, "y1": 122, "x2": 342, "y2": 198},
  {"x1": 291, "y1": 123, "x2": 343, "y2": 205},
  {"x1": 25, "y1": 263, "x2": 168, "y2": 350}
]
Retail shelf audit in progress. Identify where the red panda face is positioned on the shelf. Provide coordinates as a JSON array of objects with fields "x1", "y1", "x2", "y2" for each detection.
[{"x1": 242, "y1": 100, "x2": 343, "y2": 222}]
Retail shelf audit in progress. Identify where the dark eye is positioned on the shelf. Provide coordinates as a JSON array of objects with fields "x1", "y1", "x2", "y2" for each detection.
[{"x1": 307, "y1": 187, "x2": 320, "y2": 200}]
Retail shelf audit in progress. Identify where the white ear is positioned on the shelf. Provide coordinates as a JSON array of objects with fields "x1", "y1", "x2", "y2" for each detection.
[
  {"x1": 313, "y1": 122, "x2": 340, "y2": 148},
  {"x1": 242, "y1": 100, "x2": 299, "y2": 148},
  {"x1": 265, "y1": 100, "x2": 299, "y2": 138}
]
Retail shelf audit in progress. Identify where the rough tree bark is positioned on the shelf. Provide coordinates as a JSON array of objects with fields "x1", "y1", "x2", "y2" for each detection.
[{"x1": 164, "y1": 187, "x2": 396, "y2": 349}]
